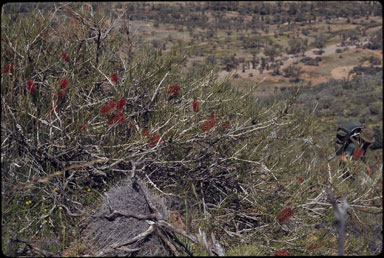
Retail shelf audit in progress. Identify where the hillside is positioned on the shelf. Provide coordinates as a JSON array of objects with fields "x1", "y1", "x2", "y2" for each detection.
[{"x1": 1, "y1": 2, "x2": 382, "y2": 256}]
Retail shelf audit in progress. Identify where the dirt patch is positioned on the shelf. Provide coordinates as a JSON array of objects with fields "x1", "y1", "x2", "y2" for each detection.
[
  {"x1": 331, "y1": 65, "x2": 355, "y2": 80},
  {"x1": 363, "y1": 48, "x2": 383, "y2": 61}
]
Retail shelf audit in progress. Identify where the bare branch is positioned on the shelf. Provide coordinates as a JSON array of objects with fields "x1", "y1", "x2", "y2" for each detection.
[{"x1": 326, "y1": 187, "x2": 349, "y2": 256}]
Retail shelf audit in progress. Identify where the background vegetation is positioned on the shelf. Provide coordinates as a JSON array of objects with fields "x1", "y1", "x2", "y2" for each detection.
[{"x1": 1, "y1": 2, "x2": 382, "y2": 256}]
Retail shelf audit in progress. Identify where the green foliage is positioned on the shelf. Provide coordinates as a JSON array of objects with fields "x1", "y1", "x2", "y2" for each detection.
[
  {"x1": 287, "y1": 37, "x2": 308, "y2": 55},
  {"x1": 300, "y1": 56, "x2": 322, "y2": 66}
]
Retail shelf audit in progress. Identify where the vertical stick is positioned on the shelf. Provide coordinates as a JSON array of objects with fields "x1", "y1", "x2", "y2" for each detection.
[{"x1": 326, "y1": 187, "x2": 349, "y2": 256}]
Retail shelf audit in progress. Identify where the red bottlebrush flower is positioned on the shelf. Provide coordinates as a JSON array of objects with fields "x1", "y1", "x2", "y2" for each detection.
[
  {"x1": 116, "y1": 117, "x2": 126, "y2": 125},
  {"x1": 167, "y1": 84, "x2": 181, "y2": 95},
  {"x1": 3, "y1": 63, "x2": 15, "y2": 74},
  {"x1": 149, "y1": 135, "x2": 163, "y2": 147},
  {"x1": 223, "y1": 121, "x2": 230, "y2": 130},
  {"x1": 116, "y1": 98, "x2": 127, "y2": 110},
  {"x1": 59, "y1": 78, "x2": 69, "y2": 89},
  {"x1": 107, "y1": 112, "x2": 126, "y2": 126},
  {"x1": 201, "y1": 116, "x2": 217, "y2": 132},
  {"x1": 192, "y1": 100, "x2": 200, "y2": 112},
  {"x1": 81, "y1": 123, "x2": 87, "y2": 131},
  {"x1": 26, "y1": 80, "x2": 37, "y2": 94},
  {"x1": 57, "y1": 89, "x2": 66, "y2": 98},
  {"x1": 307, "y1": 243, "x2": 322, "y2": 251},
  {"x1": 274, "y1": 250, "x2": 290, "y2": 256},
  {"x1": 108, "y1": 99, "x2": 116, "y2": 107},
  {"x1": 61, "y1": 52, "x2": 70, "y2": 62},
  {"x1": 297, "y1": 176, "x2": 304, "y2": 184},
  {"x1": 100, "y1": 99, "x2": 116, "y2": 114},
  {"x1": 110, "y1": 73, "x2": 119, "y2": 84},
  {"x1": 276, "y1": 208, "x2": 294, "y2": 223},
  {"x1": 141, "y1": 129, "x2": 150, "y2": 137},
  {"x1": 128, "y1": 123, "x2": 136, "y2": 130}
]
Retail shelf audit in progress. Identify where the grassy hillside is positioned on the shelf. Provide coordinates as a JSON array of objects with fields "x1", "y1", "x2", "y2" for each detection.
[{"x1": 1, "y1": 3, "x2": 382, "y2": 256}]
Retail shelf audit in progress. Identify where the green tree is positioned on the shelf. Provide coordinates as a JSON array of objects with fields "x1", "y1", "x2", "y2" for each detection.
[{"x1": 315, "y1": 32, "x2": 327, "y2": 50}]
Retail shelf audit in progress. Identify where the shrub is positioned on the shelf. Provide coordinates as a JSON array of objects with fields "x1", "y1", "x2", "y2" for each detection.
[
  {"x1": 300, "y1": 56, "x2": 319, "y2": 66},
  {"x1": 370, "y1": 126, "x2": 383, "y2": 150},
  {"x1": 368, "y1": 102, "x2": 381, "y2": 115},
  {"x1": 1, "y1": 3, "x2": 382, "y2": 257}
]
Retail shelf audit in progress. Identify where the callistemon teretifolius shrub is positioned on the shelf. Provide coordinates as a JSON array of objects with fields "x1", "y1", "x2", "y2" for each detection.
[
  {"x1": 2, "y1": 3, "x2": 382, "y2": 256},
  {"x1": 0, "y1": 4, "x2": 318, "y2": 254}
]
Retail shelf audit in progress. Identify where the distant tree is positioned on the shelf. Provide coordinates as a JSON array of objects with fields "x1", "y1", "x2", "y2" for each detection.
[
  {"x1": 264, "y1": 44, "x2": 281, "y2": 62},
  {"x1": 271, "y1": 62, "x2": 281, "y2": 76},
  {"x1": 315, "y1": 32, "x2": 327, "y2": 50},
  {"x1": 366, "y1": 29, "x2": 382, "y2": 50},
  {"x1": 287, "y1": 38, "x2": 307, "y2": 55},
  {"x1": 206, "y1": 55, "x2": 216, "y2": 66},
  {"x1": 260, "y1": 57, "x2": 266, "y2": 70},
  {"x1": 283, "y1": 65, "x2": 303, "y2": 82},
  {"x1": 152, "y1": 39, "x2": 161, "y2": 49}
]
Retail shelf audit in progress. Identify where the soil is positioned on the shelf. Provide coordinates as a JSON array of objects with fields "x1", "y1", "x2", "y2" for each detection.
[{"x1": 217, "y1": 42, "x2": 383, "y2": 88}]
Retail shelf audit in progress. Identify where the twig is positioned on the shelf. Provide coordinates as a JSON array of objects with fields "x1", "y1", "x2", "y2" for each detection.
[
  {"x1": 12, "y1": 158, "x2": 108, "y2": 191},
  {"x1": 111, "y1": 221, "x2": 155, "y2": 249},
  {"x1": 157, "y1": 228, "x2": 181, "y2": 256},
  {"x1": 9, "y1": 237, "x2": 58, "y2": 257},
  {"x1": 211, "y1": 232, "x2": 226, "y2": 256},
  {"x1": 326, "y1": 187, "x2": 349, "y2": 256},
  {"x1": 104, "y1": 210, "x2": 157, "y2": 220}
]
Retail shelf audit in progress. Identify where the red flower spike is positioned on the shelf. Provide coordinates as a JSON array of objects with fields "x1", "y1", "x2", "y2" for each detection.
[
  {"x1": 167, "y1": 85, "x2": 181, "y2": 95},
  {"x1": 307, "y1": 243, "x2": 322, "y2": 251},
  {"x1": 276, "y1": 208, "x2": 294, "y2": 223},
  {"x1": 107, "y1": 112, "x2": 126, "y2": 126},
  {"x1": 201, "y1": 115, "x2": 217, "y2": 132},
  {"x1": 223, "y1": 121, "x2": 230, "y2": 130},
  {"x1": 109, "y1": 99, "x2": 116, "y2": 107},
  {"x1": 274, "y1": 250, "x2": 290, "y2": 256},
  {"x1": 110, "y1": 73, "x2": 119, "y2": 84},
  {"x1": 57, "y1": 89, "x2": 66, "y2": 98},
  {"x1": 100, "y1": 99, "x2": 116, "y2": 114},
  {"x1": 100, "y1": 104, "x2": 114, "y2": 114},
  {"x1": 297, "y1": 176, "x2": 304, "y2": 184},
  {"x1": 61, "y1": 52, "x2": 70, "y2": 62},
  {"x1": 116, "y1": 98, "x2": 127, "y2": 110},
  {"x1": 192, "y1": 100, "x2": 200, "y2": 112},
  {"x1": 59, "y1": 78, "x2": 69, "y2": 89},
  {"x1": 81, "y1": 123, "x2": 87, "y2": 132},
  {"x1": 141, "y1": 129, "x2": 150, "y2": 137},
  {"x1": 116, "y1": 117, "x2": 126, "y2": 125},
  {"x1": 3, "y1": 63, "x2": 15, "y2": 74},
  {"x1": 149, "y1": 135, "x2": 163, "y2": 147},
  {"x1": 26, "y1": 80, "x2": 37, "y2": 94}
]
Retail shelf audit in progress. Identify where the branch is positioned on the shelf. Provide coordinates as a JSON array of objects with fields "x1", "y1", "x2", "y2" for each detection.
[
  {"x1": 157, "y1": 228, "x2": 181, "y2": 256},
  {"x1": 326, "y1": 187, "x2": 349, "y2": 256},
  {"x1": 111, "y1": 221, "x2": 155, "y2": 249},
  {"x1": 104, "y1": 210, "x2": 157, "y2": 220}
]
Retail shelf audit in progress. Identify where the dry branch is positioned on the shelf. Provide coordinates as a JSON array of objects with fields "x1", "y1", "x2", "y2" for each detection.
[{"x1": 326, "y1": 187, "x2": 349, "y2": 256}]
